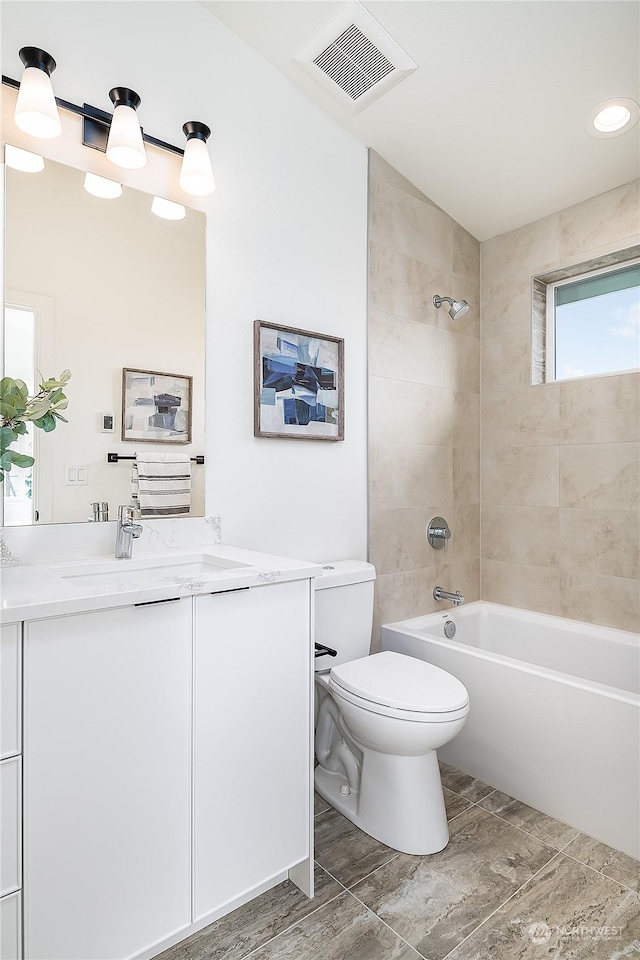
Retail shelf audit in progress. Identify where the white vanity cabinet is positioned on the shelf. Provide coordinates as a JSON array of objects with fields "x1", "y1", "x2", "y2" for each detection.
[
  {"x1": 23, "y1": 599, "x2": 192, "y2": 960},
  {"x1": 193, "y1": 580, "x2": 311, "y2": 922},
  {"x1": 16, "y1": 572, "x2": 314, "y2": 960},
  {"x1": 1, "y1": 622, "x2": 22, "y2": 960}
]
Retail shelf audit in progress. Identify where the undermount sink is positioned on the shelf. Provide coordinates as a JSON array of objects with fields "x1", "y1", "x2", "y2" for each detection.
[{"x1": 55, "y1": 553, "x2": 250, "y2": 589}]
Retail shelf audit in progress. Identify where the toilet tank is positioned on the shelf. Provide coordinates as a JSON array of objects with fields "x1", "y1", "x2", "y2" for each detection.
[{"x1": 314, "y1": 561, "x2": 376, "y2": 673}]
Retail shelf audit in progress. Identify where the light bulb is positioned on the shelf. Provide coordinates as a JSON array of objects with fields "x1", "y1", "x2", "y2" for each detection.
[
  {"x1": 84, "y1": 173, "x2": 122, "y2": 199},
  {"x1": 151, "y1": 196, "x2": 186, "y2": 220},
  {"x1": 106, "y1": 88, "x2": 146, "y2": 170},
  {"x1": 14, "y1": 48, "x2": 61, "y2": 139},
  {"x1": 5, "y1": 144, "x2": 45, "y2": 173},
  {"x1": 180, "y1": 121, "x2": 215, "y2": 197}
]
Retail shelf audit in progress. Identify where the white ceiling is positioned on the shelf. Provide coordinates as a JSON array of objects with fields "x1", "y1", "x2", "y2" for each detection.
[{"x1": 203, "y1": 0, "x2": 640, "y2": 240}]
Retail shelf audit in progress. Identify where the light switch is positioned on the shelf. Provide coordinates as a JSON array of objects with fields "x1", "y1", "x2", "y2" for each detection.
[{"x1": 65, "y1": 464, "x2": 88, "y2": 486}]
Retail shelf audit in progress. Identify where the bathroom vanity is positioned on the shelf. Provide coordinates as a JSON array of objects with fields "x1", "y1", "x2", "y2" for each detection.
[{"x1": 0, "y1": 544, "x2": 320, "y2": 960}]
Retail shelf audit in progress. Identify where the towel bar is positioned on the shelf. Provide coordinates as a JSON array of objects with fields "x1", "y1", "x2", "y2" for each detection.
[{"x1": 107, "y1": 452, "x2": 205, "y2": 464}]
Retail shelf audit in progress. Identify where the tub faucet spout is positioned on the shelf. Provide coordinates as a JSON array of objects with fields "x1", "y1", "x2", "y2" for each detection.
[{"x1": 433, "y1": 586, "x2": 464, "y2": 606}]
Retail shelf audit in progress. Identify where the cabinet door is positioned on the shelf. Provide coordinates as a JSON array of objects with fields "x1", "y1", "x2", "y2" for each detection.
[
  {"x1": 1, "y1": 624, "x2": 21, "y2": 760},
  {"x1": 0, "y1": 758, "x2": 21, "y2": 898},
  {"x1": 0, "y1": 891, "x2": 21, "y2": 960},
  {"x1": 193, "y1": 580, "x2": 311, "y2": 922},
  {"x1": 24, "y1": 600, "x2": 192, "y2": 960}
]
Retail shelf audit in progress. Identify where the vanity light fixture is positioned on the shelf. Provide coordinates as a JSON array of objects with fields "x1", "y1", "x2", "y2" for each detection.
[
  {"x1": 587, "y1": 98, "x2": 640, "y2": 138},
  {"x1": 84, "y1": 172, "x2": 123, "y2": 199},
  {"x1": 3, "y1": 49, "x2": 216, "y2": 199},
  {"x1": 105, "y1": 88, "x2": 146, "y2": 169},
  {"x1": 151, "y1": 196, "x2": 186, "y2": 220},
  {"x1": 179, "y1": 122, "x2": 215, "y2": 196},
  {"x1": 5, "y1": 143, "x2": 45, "y2": 173},
  {"x1": 14, "y1": 47, "x2": 62, "y2": 139}
]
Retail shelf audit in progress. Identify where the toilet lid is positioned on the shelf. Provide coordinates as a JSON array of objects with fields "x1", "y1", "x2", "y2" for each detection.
[{"x1": 330, "y1": 651, "x2": 468, "y2": 713}]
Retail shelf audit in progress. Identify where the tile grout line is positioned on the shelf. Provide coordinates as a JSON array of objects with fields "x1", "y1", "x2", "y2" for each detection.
[
  {"x1": 317, "y1": 851, "x2": 402, "y2": 892},
  {"x1": 346, "y1": 888, "x2": 430, "y2": 960},
  {"x1": 469, "y1": 802, "x2": 576, "y2": 853},
  {"x1": 235, "y1": 871, "x2": 348, "y2": 960},
  {"x1": 555, "y1": 847, "x2": 640, "y2": 896},
  {"x1": 438, "y1": 851, "x2": 564, "y2": 960}
]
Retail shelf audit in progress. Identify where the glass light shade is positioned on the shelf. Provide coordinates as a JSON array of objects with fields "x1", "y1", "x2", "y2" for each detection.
[
  {"x1": 106, "y1": 104, "x2": 146, "y2": 169},
  {"x1": 84, "y1": 173, "x2": 122, "y2": 199},
  {"x1": 593, "y1": 104, "x2": 631, "y2": 133},
  {"x1": 151, "y1": 196, "x2": 186, "y2": 220},
  {"x1": 14, "y1": 66, "x2": 62, "y2": 139},
  {"x1": 179, "y1": 137, "x2": 215, "y2": 196},
  {"x1": 5, "y1": 144, "x2": 45, "y2": 173}
]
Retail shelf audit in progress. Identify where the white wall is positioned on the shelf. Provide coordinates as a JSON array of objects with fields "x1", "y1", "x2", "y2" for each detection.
[{"x1": 0, "y1": 0, "x2": 369, "y2": 561}]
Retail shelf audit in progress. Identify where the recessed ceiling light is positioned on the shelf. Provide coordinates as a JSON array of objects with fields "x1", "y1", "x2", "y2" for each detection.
[
  {"x1": 84, "y1": 172, "x2": 122, "y2": 199},
  {"x1": 587, "y1": 98, "x2": 640, "y2": 138},
  {"x1": 151, "y1": 196, "x2": 186, "y2": 220},
  {"x1": 5, "y1": 144, "x2": 45, "y2": 172}
]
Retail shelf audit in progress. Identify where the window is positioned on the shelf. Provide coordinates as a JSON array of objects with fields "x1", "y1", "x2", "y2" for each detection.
[{"x1": 533, "y1": 249, "x2": 640, "y2": 384}]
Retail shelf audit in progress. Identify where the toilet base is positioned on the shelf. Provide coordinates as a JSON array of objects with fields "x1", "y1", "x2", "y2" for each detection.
[{"x1": 315, "y1": 748, "x2": 449, "y2": 855}]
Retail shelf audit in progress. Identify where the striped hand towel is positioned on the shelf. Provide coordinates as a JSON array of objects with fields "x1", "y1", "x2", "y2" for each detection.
[{"x1": 134, "y1": 453, "x2": 191, "y2": 517}]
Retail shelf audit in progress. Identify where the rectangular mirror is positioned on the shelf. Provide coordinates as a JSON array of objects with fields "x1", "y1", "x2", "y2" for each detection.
[{"x1": 3, "y1": 154, "x2": 206, "y2": 525}]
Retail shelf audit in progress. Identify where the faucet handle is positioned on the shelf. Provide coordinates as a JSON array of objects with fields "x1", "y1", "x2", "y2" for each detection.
[{"x1": 117, "y1": 504, "x2": 134, "y2": 521}]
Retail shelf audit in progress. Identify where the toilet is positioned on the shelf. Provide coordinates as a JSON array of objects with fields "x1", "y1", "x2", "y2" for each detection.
[{"x1": 314, "y1": 561, "x2": 469, "y2": 855}]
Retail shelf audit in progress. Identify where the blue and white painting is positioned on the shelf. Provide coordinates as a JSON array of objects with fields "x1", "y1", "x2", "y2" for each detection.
[{"x1": 255, "y1": 322, "x2": 343, "y2": 440}]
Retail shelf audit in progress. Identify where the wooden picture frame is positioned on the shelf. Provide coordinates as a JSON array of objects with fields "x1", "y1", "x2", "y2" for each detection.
[
  {"x1": 121, "y1": 367, "x2": 193, "y2": 444},
  {"x1": 254, "y1": 321, "x2": 344, "y2": 441}
]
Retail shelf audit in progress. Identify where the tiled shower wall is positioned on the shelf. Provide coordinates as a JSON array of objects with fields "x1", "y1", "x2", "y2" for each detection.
[
  {"x1": 368, "y1": 157, "x2": 639, "y2": 640},
  {"x1": 368, "y1": 152, "x2": 481, "y2": 648},
  {"x1": 480, "y1": 180, "x2": 640, "y2": 633}
]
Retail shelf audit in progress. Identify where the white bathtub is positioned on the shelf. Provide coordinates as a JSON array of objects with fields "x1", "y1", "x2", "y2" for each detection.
[{"x1": 381, "y1": 601, "x2": 640, "y2": 859}]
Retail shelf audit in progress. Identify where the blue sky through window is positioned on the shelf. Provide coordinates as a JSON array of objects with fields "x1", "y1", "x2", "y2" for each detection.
[{"x1": 554, "y1": 285, "x2": 640, "y2": 380}]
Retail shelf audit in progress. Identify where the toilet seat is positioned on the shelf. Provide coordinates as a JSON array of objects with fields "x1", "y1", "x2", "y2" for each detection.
[{"x1": 330, "y1": 651, "x2": 469, "y2": 723}]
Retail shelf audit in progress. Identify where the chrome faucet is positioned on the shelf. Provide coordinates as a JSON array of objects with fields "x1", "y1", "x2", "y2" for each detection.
[
  {"x1": 433, "y1": 586, "x2": 465, "y2": 606},
  {"x1": 115, "y1": 504, "x2": 143, "y2": 559}
]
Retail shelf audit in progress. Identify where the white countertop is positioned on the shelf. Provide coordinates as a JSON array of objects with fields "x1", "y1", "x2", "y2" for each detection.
[{"x1": 0, "y1": 544, "x2": 323, "y2": 624}]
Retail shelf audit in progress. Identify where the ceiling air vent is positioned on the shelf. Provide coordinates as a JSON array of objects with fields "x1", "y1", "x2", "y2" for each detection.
[{"x1": 295, "y1": 2, "x2": 416, "y2": 113}]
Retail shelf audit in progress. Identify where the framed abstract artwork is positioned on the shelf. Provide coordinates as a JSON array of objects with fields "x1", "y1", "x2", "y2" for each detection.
[
  {"x1": 121, "y1": 368, "x2": 193, "y2": 444},
  {"x1": 254, "y1": 321, "x2": 344, "y2": 441}
]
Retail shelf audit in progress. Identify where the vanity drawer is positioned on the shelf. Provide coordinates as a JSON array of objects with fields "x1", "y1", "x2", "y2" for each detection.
[
  {"x1": 0, "y1": 890, "x2": 22, "y2": 960},
  {"x1": 0, "y1": 758, "x2": 21, "y2": 898},
  {"x1": 1, "y1": 624, "x2": 21, "y2": 760}
]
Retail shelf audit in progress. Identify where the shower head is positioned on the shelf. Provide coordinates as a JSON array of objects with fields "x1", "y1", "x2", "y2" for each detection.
[{"x1": 433, "y1": 294, "x2": 470, "y2": 320}]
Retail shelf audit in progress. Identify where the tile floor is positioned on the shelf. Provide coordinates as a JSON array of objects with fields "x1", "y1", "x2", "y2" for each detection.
[{"x1": 158, "y1": 762, "x2": 640, "y2": 960}]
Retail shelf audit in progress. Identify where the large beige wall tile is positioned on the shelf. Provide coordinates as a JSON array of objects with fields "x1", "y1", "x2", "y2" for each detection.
[
  {"x1": 481, "y1": 505, "x2": 559, "y2": 566},
  {"x1": 559, "y1": 373, "x2": 640, "y2": 443},
  {"x1": 559, "y1": 181, "x2": 640, "y2": 260},
  {"x1": 453, "y1": 390, "x2": 481, "y2": 447},
  {"x1": 369, "y1": 441, "x2": 452, "y2": 510},
  {"x1": 482, "y1": 332, "x2": 532, "y2": 394},
  {"x1": 369, "y1": 376, "x2": 455, "y2": 447},
  {"x1": 451, "y1": 503, "x2": 480, "y2": 563},
  {"x1": 450, "y1": 266, "x2": 480, "y2": 339},
  {"x1": 482, "y1": 446, "x2": 559, "y2": 506},
  {"x1": 369, "y1": 241, "x2": 450, "y2": 324},
  {"x1": 453, "y1": 447, "x2": 480, "y2": 504},
  {"x1": 369, "y1": 310, "x2": 479, "y2": 392},
  {"x1": 560, "y1": 571, "x2": 640, "y2": 633},
  {"x1": 481, "y1": 213, "x2": 559, "y2": 284},
  {"x1": 482, "y1": 384, "x2": 560, "y2": 447},
  {"x1": 481, "y1": 559, "x2": 561, "y2": 616},
  {"x1": 480, "y1": 273, "x2": 530, "y2": 340},
  {"x1": 560, "y1": 443, "x2": 640, "y2": 509},
  {"x1": 559, "y1": 507, "x2": 639, "y2": 579},
  {"x1": 370, "y1": 177, "x2": 452, "y2": 273},
  {"x1": 369, "y1": 150, "x2": 436, "y2": 207},
  {"x1": 370, "y1": 505, "x2": 451, "y2": 575}
]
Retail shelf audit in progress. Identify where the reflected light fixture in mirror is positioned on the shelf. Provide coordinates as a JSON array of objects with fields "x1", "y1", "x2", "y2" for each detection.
[
  {"x1": 14, "y1": 47, "x2": 62, "y2": 139},
  {"x1": 151, "y1": 196, "x2": 186, "y2": 220},
  {"x1": 5, "y1": 144, "x2": 44, "y2": 173},
  {"x1": 180, "y1": 122, "x2": 215, "y2": 196},
  {"x1": 105, "y1": 87, "x2": 146, "y2": 169},
  {"x1": 84, "y1": 172, "x2": 122, "y2": 199}
]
